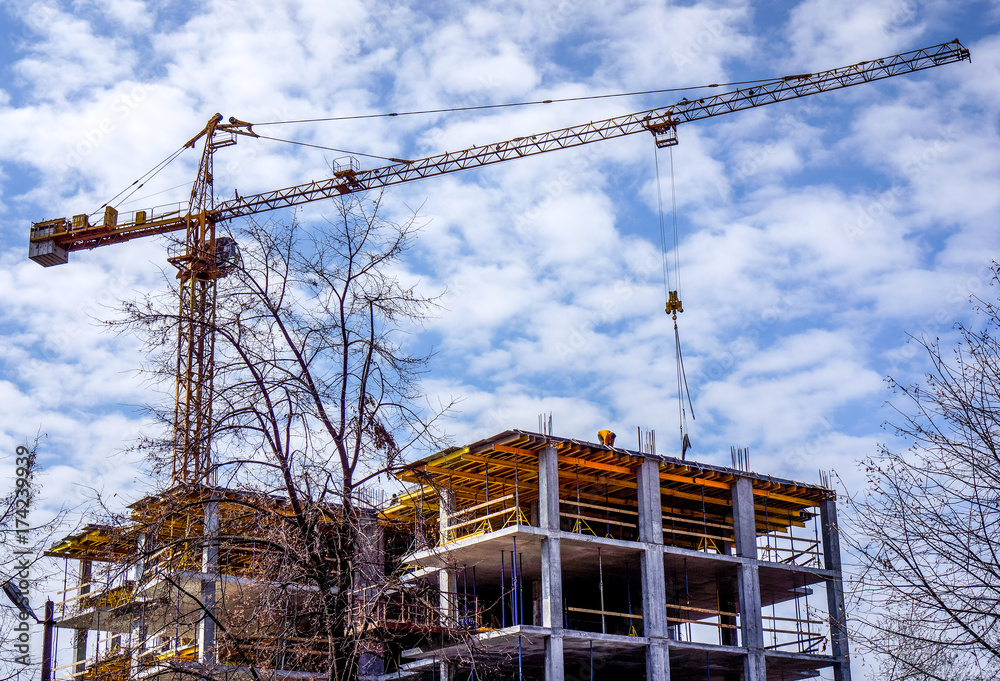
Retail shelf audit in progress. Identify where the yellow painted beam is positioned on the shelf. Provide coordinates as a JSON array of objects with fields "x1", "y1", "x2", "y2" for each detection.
[{"x1": 660, "y1": 470, "x2": 732, "y2": 491}]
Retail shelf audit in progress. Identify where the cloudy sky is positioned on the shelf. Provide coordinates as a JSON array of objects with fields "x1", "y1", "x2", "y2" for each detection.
[{"x1": 0, "y1": 0, "x2": 997, "y2": 672}]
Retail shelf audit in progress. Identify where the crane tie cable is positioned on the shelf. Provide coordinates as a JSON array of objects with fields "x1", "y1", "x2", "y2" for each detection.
[
  {"x1": 250, "y1": 76, "x2": 798, "y2": 126},
  {"x1": 92, "y1": 143, "x2": 189, "y2": 217},
  {"x1": 252, "y1": 134, "x2": 409, "y2": 163}
]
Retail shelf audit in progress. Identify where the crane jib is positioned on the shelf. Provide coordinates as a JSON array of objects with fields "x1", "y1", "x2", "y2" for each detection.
[{"x1": 29, "y1": 39, "x2": 969, "y2": 265}]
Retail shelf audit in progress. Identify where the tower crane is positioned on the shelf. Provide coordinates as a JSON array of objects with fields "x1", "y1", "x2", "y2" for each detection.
[{"x1": 28, "y1": 40, "x2": 970, "y2": 484}]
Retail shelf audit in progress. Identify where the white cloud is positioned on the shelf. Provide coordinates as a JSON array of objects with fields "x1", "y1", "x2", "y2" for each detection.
[
  {"x1": 784, "y1": 0, "x2": 927, "y2": 67},
  {"x1": 12, "y1": 5, "x2": 137, "y2": 101}
]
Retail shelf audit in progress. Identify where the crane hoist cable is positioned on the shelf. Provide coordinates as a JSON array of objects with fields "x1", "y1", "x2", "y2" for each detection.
[{"x1": 654, "y1": 145, "x2": 695, "y2": 460}]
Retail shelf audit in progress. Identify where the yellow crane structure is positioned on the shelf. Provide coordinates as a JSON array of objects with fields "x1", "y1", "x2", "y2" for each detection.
[{"x1": 27, "y1": 40, "x2": 970, "y2": 485}]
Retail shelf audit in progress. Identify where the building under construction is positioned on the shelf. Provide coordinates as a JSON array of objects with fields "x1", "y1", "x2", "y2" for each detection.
[{"x1": 46, "y1": 430, "x2": 851, "y2": 681}]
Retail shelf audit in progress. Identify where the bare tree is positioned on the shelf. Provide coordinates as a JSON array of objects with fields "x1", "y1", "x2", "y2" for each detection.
[
  {"x1": 89, "y1": 195, "x2": 463, "y2": 680},
  {"x1": 847, "y1": 274, "x2": 1000, "y2": 681},
  {"x1": 868, "y1": 607, "x2": 965, "y2": 681}
]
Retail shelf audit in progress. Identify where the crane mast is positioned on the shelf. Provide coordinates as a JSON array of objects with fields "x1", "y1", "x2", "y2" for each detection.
[
  {"x1": 27, "y1": 40, "x2": 970, "y2": 484},
  {"x1": 170, "y1": 113, "x2": 231, "y2": 483}
]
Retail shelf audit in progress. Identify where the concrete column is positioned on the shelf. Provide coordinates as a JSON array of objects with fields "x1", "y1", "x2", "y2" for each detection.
[
  {"x1": 74, "y1": 560, "x2": 92, "y2": 676},
  {"x1": 641, "y1": 548, "x2": 667, "y2": 639},
  {"x1": 134, "y1": 533, "x2": 147, "y2": 582},
  {"x1": 732, "y1": 477, "x2": 764, "y2": 681},
  {"x1": 731, "y1": 477, "x2": 756, "y2": 559},
  {"x1": 198, "y1": 494, "x2": 219, "y2": 665},
  {"x1": 438, "y1": 658, "x2": 456, "y2": 681},
  {"x1": 545, "y1": 633, "x2": 564, "y2": 681},
  {"x1": 821, "y1": 498, "x2": 852, "y2": 681},
  {"x1": 536, "y1": 446, "x2": 564, "y2": 681},
  {"x1": 438, "y1": 488, "x2": 458, "y2": 632},
  {"x1": 737, "y1": 562, "x2": 765, "y2": 680},
  {"x1": 133, "y1": 534, "x2": 147, "y2": 656},
  {"x1": 636, "y1": 459, "x2": 663, "y2": 544},
  {"x1": 532, "y1": 580, "x2": 543, "y2": 626},
  {"x1": 540, "y1": 536, "x2": 563, "y2": 630},
  {"x1": 538, "y1": 445, "x2": 561, "y2": 531},
  {"x1": 439, "y1": 488, "x2": 456, "y2": 543},
  {"x1": 439, "y1": 566, "x2": 457, "y2": 625},
  {"x1": 638, "y1": 455, "x2": 668, "y2": 676},
  {"x1": 646, "y1": 640, "x2": 669, "y2": 680},
  {"x1": 356, "y1": 513, "x2": 385, "y2": 588},
  {"x1": 357, "y1": 512, "x2": 385, "y2": 679}
]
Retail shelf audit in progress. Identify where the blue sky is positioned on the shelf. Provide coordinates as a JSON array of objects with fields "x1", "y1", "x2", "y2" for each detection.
[{"x1": 0, "y1": 2, "x2": 998, "y2": 674}]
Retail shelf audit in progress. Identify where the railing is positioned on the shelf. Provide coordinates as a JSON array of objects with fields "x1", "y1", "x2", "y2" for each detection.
[
  {"x1": 560, "y1": 498, "x2": 638, "y2": 541},
  {"x1": 55, "y1": 578, "x2": 136, "y2": 618},
  {"x1": 666, "y1": 604, "x2": 740, "y2": 646},
  {"x1": 62, "y1": 633, "x2": 329, "y2": 676},
  {"x1": 53, "y1": 650, "x2": 131, "y2": 681},
  {"x1": 136, "y1": 637, "x2": 198, "y2": 666},
  {"x1": 757, "y1": 532, "x2": 822, "y2": 567},
  {"x1": 565, "y1": 605, "x2": 643, "y2": 637},
  {"x1": 81, "y1": 582, "x2": 136, "y2": 609},
  {"x1": 661, "y1": 511, "x2": 734, "y2": 554},
  {"x1": 217, "y1": 634, "x2": 329, "y2": 673},
  {"x1": 54, "y1": 633, "x2": 328, "y2": 677},
  {"x1": 440, "y1": 495, "x2": 529, "y2": 544},
  {"x1": 146, "y1": 544, "x2": 202, "y2": 573},
  {"x1": 763, "y1": 613, "x2": 828, "y2": 653},
  {"x1": 347, "y1": 586, "x2": 480, "y2": 632}
]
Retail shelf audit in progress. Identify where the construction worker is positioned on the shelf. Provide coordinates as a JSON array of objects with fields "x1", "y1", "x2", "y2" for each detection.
[{"x1": 598, "y1": 430, "x2": 616, "y2": 447}]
